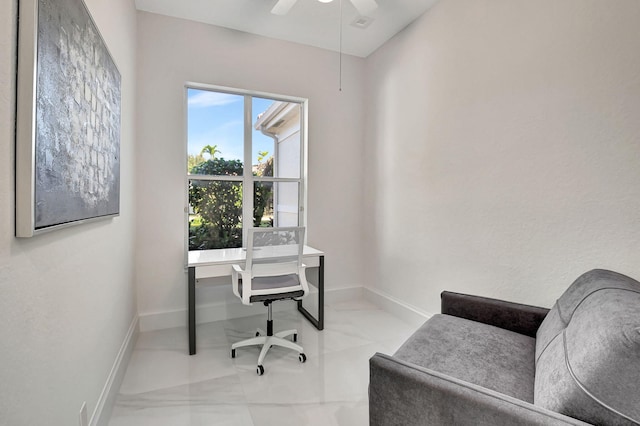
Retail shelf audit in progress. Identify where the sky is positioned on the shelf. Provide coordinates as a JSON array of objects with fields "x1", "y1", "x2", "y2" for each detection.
[{"x1": 187, "y1": 88, "x2": 274, "y2": 169}]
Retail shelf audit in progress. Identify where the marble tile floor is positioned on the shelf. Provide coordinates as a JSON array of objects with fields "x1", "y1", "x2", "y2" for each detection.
[{"x1": 108, "y1": 299, "x2": 417, "y2": 426}]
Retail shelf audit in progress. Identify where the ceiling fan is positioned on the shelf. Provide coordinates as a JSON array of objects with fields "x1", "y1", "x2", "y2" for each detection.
[{"x1": 271, "y1": 0, "x2": 378, "y2": 16}]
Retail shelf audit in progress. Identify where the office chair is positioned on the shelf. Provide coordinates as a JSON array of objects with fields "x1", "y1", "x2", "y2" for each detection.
[{"x1": 230, "y1": 227, "x2": 309, "y2": 375}]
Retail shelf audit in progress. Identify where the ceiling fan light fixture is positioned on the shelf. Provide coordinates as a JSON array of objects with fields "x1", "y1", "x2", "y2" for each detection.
[{"x1": 317, "y1": 0, "x2": 334, "y2": 3}]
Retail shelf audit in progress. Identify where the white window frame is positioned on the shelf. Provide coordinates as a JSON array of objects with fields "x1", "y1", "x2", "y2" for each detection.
[{"x1": 184, "y1": 82, "x2": 308, "y2": 253}]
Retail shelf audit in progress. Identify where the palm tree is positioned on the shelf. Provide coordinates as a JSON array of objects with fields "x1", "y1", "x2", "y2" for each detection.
[{"x1": 200, "y1": 144, "x2": 221, "y2": 159}]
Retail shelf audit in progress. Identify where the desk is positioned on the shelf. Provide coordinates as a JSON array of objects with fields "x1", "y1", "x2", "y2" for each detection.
[{"x1": 187, "y1": 246, "x2": 324, "y2": 355}]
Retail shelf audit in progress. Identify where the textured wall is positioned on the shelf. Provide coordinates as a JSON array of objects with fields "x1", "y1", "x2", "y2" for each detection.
[
  {"x1": 0, "y1": 0, "x2": 137, "y2": 424},
  {"x1": 364, "y1": 0, "x2": 640, "y2": 314},
  {"x1": 135, "y1": 12, "x2": 366, "y2": 325}
]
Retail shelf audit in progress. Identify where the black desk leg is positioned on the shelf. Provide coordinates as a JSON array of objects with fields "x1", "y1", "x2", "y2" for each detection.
[
  {"x1": 298, "y1": 255, "x2": 324, "y2": 330},
  {"x1": 318, "y1": 255, "x2": 324, "y2": 330},
  {"x1": 188, "y1": 266, "x2": 196, "y2": 355}
]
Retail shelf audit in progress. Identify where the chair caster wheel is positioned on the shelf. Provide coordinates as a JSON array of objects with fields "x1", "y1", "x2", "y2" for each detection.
[
  {"x1": 293, "y1": 333, "x2": 297, "y2": 342},
  {"x1": 231, "y1": 349, "x2": 236, "y2": 358},
  {"x1": 299, "y1": 353, "x2": 307, "y2": 363},
  {"x1": 257, "y1": 365, "x2": 265, "y2": 376}
]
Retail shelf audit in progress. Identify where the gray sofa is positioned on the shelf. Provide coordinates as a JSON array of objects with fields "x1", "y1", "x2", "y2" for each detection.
[{"x1": 369, "y1": 269, "x2": 640, "y2": 425}]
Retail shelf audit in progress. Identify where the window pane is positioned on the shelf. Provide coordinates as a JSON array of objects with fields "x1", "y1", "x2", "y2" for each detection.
[
  {"x1": 252, "y1": 97, "x2": 275, "y2": 178},
  {"x1": 254, "y1": 181, "x2": 299, "y2": 228},
  {"x1": 253, "y1": 99, "x2": 301, "y2": 179},
  {"x1": 189, "y1": 179, "x2": 242, "y2": 250},
  {"x1": 253, "y1": 181, "x2": 273, "y2": 227},
  {"x1": 187, "y1": 89, "x2": 244, "y2": 175}
]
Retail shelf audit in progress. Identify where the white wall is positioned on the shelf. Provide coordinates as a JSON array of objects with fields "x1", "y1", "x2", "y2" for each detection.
[
  {"x1": 135, "y1": 12, "x2": 366, "y2": 328},
  {"x1": 0, "y1": 0, "x2": 137, "y2": 424},
  {"x1": 364, "y1": 0, "x2": 640, "y2": 315}
]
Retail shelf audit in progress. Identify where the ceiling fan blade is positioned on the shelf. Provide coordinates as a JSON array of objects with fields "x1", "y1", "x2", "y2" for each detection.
[
  {"x1": 350, "y1": 0, "x2": 378, "y2": 15},
  {"x1": 271, "y1": 0, "x2": 298, "y2": 15}
]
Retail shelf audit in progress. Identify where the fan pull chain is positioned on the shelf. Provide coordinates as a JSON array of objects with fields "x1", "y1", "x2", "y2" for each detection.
[{"x1": 339, "y1": 0, "x2": 343, "y2": 92}]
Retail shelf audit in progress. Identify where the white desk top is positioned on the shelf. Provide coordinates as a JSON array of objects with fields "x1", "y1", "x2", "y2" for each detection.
[{"x1": 188, "y1": 246, "x2": 324, "y2": 267}]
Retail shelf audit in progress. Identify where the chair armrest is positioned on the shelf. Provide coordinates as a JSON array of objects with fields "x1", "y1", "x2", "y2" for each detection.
[
  {"x1": 441, "y1": 291, "x2": 549, "y2": 337},
  {"x1": 369, "y1": 353, "x2": 590, "y2": 426}
]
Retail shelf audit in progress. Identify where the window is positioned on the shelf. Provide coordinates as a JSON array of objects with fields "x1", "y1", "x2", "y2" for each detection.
[{"x1": 186, "y1": 85, "x2": 306, "y2": 250}]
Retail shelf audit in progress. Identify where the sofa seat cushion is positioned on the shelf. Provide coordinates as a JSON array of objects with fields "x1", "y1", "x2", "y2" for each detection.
[
  {"x1": 535, "y1": 269, "x2": 640, "y2": 425},
  {"x1": 394, "y1": 313, "x2": 537, "y2": 402}
]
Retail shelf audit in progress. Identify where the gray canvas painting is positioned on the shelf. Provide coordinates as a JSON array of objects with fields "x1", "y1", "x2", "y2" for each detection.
[{"x1": 34, "y1": 0, "x2": 121, "y2": 229}]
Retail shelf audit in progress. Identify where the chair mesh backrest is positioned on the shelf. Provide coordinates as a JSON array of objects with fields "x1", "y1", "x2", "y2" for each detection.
[{"x1": 246, "y1": 227, "x2": 305, "y2": 278}]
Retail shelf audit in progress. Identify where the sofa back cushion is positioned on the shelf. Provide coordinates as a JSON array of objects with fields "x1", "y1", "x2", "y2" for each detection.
[{"x1": 534, "y1": 269, "x2": 640, "y2": 425}]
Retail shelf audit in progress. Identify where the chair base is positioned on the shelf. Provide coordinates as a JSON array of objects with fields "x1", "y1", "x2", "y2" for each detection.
[
  {"x1": 231, "y1": 330, "x2": 307, "y2": 376},
  {"x1": 231, "y1": 328, "x2": 304, "y2": 369},
  {"x1": 230, "y1": 302, "x2": 307, "y2": 375}
]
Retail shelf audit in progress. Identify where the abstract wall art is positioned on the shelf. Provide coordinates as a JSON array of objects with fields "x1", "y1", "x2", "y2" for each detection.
[{"x1": 16, "y1": 0, "x2": 121, "y2": 237}]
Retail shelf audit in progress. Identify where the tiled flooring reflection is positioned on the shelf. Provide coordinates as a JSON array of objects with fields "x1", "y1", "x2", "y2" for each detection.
[{"x1": 108, "y1": 299, "x2": 416, "y2": 426}]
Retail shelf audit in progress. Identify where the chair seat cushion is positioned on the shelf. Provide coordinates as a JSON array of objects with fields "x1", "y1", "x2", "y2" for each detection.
[
  {"x1": 394, "y1": 314, "x2": 537, "y2": 402},
  {"x1": 239, "y1": 274, "x2": 304, "y2": 302}
]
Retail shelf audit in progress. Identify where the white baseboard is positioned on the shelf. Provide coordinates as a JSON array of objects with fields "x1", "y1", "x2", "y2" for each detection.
[
  {"x1": 139, "y1": 298, "x2": 296, "y2": 332},
  {"x1": 363, "y1": 287, "x2": 432, "y2": 327},
  {"x1": 324, "y1": 285, "x2": 364, "y2": 304},
  {"x1": 139, "y1": 286, "x2": 366, "y2": 332},
  {"x1": 92, "y1": 315, "x2": 139, "y2": 426},
  {"x1": 139, "y1": 286, "x2": 431, "y2": 332}
]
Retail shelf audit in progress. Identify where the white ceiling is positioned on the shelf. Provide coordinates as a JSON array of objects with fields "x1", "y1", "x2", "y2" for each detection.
[{"x1": 134, "y1": 0, "x2": 439, "y2": 58}]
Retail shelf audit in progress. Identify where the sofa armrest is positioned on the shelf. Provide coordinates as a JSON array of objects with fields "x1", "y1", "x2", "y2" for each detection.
[
  {"x1": 441, "y1": 291, "x2": 549, "y2": 337},
  {"x1": 369, "y1": 353, "x2": 590, "y2": 426}
]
